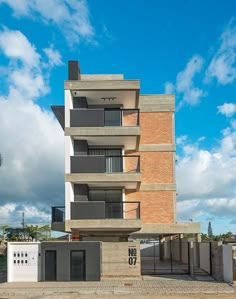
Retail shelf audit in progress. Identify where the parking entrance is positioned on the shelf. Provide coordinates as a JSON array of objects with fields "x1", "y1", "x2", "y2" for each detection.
[{"x1": 141, "y1": 240, "x2": 190, "y2": 275}]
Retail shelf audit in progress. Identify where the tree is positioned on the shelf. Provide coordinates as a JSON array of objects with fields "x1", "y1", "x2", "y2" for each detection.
[
  {"x1": 208, "y1": 221, "x2": 213, "y2": 237},
  {"x1": 0, "y1": 153, "x2": 2, "y2": 167},
  {"x1": 5, "y1": 225, "x2": 51, "y2": 241}
]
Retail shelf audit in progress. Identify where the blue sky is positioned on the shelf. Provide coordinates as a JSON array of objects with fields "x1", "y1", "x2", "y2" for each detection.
[{"x1": 0, "y1": 0, "x2": 236, "y2": 235}]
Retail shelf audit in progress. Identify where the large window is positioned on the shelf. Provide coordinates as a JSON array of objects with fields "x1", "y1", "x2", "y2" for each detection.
[
  {"x1": 89, "y1": 189, "x2": 123, "y2": 218},
  {"x1": 104, "y1": 109, "x2": 122, "y2": 126},
  {"x1": 88, "y1": 148, "x2": 122, "y2": 172}
]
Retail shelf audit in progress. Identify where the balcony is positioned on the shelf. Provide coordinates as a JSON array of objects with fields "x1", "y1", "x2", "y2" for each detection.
[
  {"x1": 67, "y1": 155, "x2": 141, "y2": 189},
  {"x1": 70, "y1": 201, "x2": 140, "y2": 220},
  {"x1": 51, "y1": 206, "x2": 65, "y2": 232},
  {"x1": 51, "y1": 202, "x2": 142, "y2": 234},
  {"x1": 65, "y1": 109, "x2": 140, "y2": 150},
  {"x1": 71, "y1": 155, "x2": 140, "y2": 173},
  {"x1": 70, "y1": 108, "x2": 139, "y2": 127}
]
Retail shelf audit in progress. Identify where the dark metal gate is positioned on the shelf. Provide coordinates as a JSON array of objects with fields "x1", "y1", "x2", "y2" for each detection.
[
  {"x1": 141, "y1": 240, "x2": 190, "y2": 275},
  {"x1": 0, "y1": 254, "x2": 7, "y2": 283},
  {"x1": 233, "y1": 258, "x2": 236, "y2": 281}
]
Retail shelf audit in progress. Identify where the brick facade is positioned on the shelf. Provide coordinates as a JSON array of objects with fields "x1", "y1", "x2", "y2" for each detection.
[
  {"x1": 124, "y1": 110, "x2": 175, "y2": 224},
  {"x1": 125, "y1": 190, "x2": 174, "y2": 223},
  {"x1": 140, "y1": 112, "x2": 173, "y2": 144}
]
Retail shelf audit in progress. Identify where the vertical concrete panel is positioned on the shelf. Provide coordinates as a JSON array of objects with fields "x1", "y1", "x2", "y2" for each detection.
[
  {"x1": 68, "y1": 61, "x2": 80, "y2": 80},
  {"x1": 211, "y1": 241, "x2": 224, "y2": 281},
  {"x1": 199, "y1": 243, "x2": 211, "y2": 273},
  {"x1": 223, "y1": 244, "x2": 233, "y2": 283},
  {"x1": 101, "y1": 242, "x2": 140, "y2": 278}
]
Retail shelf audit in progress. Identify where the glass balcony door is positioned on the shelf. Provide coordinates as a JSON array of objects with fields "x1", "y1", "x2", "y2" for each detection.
[
  {"x1": 104, "y1": 108, "x2": 122, "y2": 126},
  {"x1": 88, "y1": 148, "x2": 122, "y2": 172},
  {"x1": 89, "y1": 189, "x2": 123, "y2": 219}
]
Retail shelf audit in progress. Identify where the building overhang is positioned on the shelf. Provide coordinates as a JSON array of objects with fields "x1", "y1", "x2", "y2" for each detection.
[
  {"x1": 65, "y1": 219, "x2": 142, "y2": 235},
  {"x1": 65, "y1": 127, "x2": 140, "y2": 151},
  {"x1": 65, "y1": 173, "x2": 141, "y2": 189},
  {"x1": 131, "y1": 222, "x2": 201, "y2": 238}
]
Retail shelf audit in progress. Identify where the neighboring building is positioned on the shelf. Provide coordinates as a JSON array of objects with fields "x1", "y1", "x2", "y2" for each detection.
[{"x1": 7, "y1": 61, "x2": 200, "y2": 282}]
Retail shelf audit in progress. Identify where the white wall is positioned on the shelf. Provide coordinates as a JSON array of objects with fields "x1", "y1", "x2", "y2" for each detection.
[
  {"x1": 223, "y1": 244, "x2": 233, "y2": 283},
  {"x1": 65, "y1": 182, "x2": 74, "y2": 220},
  {"x1": 65, "y1": 136, "x2": 73, "y2": 173},
  {"x1": 7, "y1": 242, "x2": 41, "y2": 282},
  {"x1": 64, "y1": 89, "x2": 72, "y2": 127}
]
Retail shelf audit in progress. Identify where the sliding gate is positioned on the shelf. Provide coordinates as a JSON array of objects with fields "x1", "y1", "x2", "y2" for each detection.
[{"x1": 141, "y1": 240, "x2": 190, "y2": 275}]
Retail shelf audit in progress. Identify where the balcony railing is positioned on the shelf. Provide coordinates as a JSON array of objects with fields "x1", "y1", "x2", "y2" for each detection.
[
  {"x1": 71, "y1": 155, "x2": 140, "y2": 173},
  {"x1": 51, "y1": 201, "x2": 140, "y2": 222},
  {"x1": 70, "y1": 108, "x2": 139, "y2": 127},
  {"x1": 51, "y1": 206, "x2": 65, "y2": 223}
]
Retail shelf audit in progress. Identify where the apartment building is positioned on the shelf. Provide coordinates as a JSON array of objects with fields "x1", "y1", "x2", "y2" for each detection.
[{"x1": 48, "y1": 60, "x2": 200, "y2": 281}]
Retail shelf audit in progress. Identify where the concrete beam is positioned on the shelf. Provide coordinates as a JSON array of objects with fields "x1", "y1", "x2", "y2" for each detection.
[
  {"x1": 131, "y1": 222, "x2": 200, "y2": 238},
  {"x1": 81, "y1": 74, "x2": 124, "y2": 80},
  {"x1": 65, "y1": 173, "x2": 141, "y2": 183},
  {"x1": 64, "y1": 80, "x2": 140, "y2": 91},
  {"x1": 139, "y1": 94, "x2": 175, "y2": 112},
  {"x1": 139, "y1": 144, "x2": 176, "y2": 152},
  {"x1": 65, "y1": 126, "x2": 140, "y2": 136},
  {"x1": 140, "y1": 183, "x2": 176, "y2": 191},
  {"x1": 65, "y1": 219, "x2": 142, "y2": 233}
]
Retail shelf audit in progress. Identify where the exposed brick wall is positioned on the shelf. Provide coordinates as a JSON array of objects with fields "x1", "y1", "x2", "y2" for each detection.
[
  {"x1": 125, "y1": 190, "x2": 174, "y2": 223},
  {"x1": 140, "y1": 112, "x2": 173, "y2": 144},
  {"x1": 124, "y1": 110, "x2": 175, "y2": 224},
  {"x1": 122, "y1": 110, "x2": 138, "y2": 126},
  {"x1": 125, "y1": 151, "x2": 174, "y2": 183},
  {"x1": 124, "y1": 155, "x2": 140, "y2": 173},
  {"x1": 141, "y1": 152, "x2": 174, "y2": 183}
]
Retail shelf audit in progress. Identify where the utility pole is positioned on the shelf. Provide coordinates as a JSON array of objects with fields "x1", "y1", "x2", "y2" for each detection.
[{"x1": 21, "y1": 212, "x2": 25, "y2": 228}]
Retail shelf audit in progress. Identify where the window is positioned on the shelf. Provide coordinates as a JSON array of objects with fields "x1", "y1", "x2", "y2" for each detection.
[
  {"x1": 89, "y1": 189, "x2": 123, "y2": 218},
  {"x1": 88, "y1": 148, "x2": 122, "y2": 172},
  {"x1": 104, "y1": 109, "x2": 121, "y2": 126}
]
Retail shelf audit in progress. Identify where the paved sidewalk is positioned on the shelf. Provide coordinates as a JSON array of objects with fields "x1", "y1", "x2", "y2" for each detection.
[{"x1": 0, "y1": 275, "x2": 235, "y2": 298}]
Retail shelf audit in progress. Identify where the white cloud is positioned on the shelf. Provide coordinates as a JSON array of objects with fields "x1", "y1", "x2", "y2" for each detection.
[
  {"x1": 164, "y1": 56, "x2": 205, "y2": 107},
  {"x1": 43, "y1": 45, "x2": 63, "y2": 67},
  {"x1": 0, "y1": 27, "x2": 40, "y2": 67},
  {"x1": 176, "y1": 135, "x2": 187, "y2": 145},
  {"x1": 0, "y1": 28, "x2": 64, "y2": 227},
  {"x1": 1, "y1": 0, "x2": 95, "y2": 45},
  {"x1": 164, "y1": 82, "x2": 175, "y2": 94},
  {"x1": 176, "y1": 122, "x2": 236, "y2": 222},
  {"x1": 0, "y1": 203, "x2": 50, "y2": 226},
  {"x1": 218, "y1": 103, "x2": 236, "y2": 117},
  {"x1": 205, "y1": 19, "x2": 236, "y2": 84},
  {"x1": 176, "y1": 55, "x2": 205, "y2": 106}
]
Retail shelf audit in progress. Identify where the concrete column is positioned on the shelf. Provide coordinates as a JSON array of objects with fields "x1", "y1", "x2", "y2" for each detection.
[
  {"x1": 159, "y1": 236, "x2": 164, "y2": 261},
  {"x1": 179, "y1": 234, "x2": 183, "y2": 262},
  {"x1": 189, "y1": 241, "x2": 195, "y2": 278}
]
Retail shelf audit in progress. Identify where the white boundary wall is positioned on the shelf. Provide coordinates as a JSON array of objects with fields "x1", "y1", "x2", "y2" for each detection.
[
  {"x1": 7, "y1": 242, "x2": 41, "y2": 282},
  {"x1": 223, "y1": 244, "x2": 233, "y2": 283}
]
